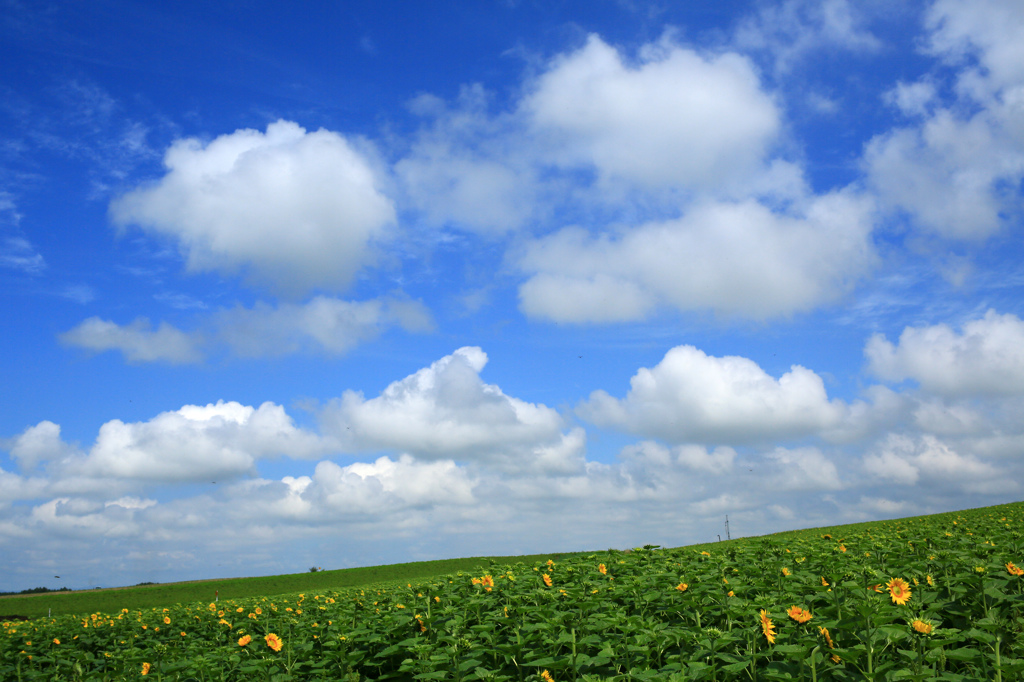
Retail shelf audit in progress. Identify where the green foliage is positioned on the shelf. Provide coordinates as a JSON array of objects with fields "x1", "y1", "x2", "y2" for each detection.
[
  {"x1": 4, "y1": 502, "x2": 1024, "y2": 680},
  {"x1": 1, "y1": 552, "x2": 586, "y2": 620}
]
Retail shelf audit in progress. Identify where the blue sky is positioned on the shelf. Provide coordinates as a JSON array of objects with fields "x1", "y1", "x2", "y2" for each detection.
[{"x1": 2, "y1": 0, "x2": 1024, "y2": 592}]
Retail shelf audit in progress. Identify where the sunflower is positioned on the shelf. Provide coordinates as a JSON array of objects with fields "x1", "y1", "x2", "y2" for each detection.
[
  {"x1": 675, "y1": 582, "x2": 688, "y2": 592},
  {"x1": 911, "y1": 619, "x2": 933, "y2": 635},
  {"x1": 141, "y1": 662, "x2": 151, "y2": 676},
  {"x1": 598, "y1": 563, "x2": 607, "y2": 575},
  {"x1": 542, "y1": 573, "x2": 552, "y2": 588},
  {"x1": 265, "y1": 633, "x2": 283, "y2": 652},
  {"x1": 1007, "y1": 562, "x2": 1024, "y2": 577},
  {"x1": 781, "y1": 567, "x2": 790, "y2": 576},
  {"x1": 541, "y1": 671, "x2": 555, "y2": 682},
  {"x1": 786, "y1": 606, "x2": 812, "y2": 624},
  {"x1": 887, "y1": 578, "x2": 912, "y2": 605},
  {"x1": 819, "y1": 626, "x2": 840, "y2": 663},
  {"x1": 238, "y1": 635, "x2": 252, "y2": 646},
  {"x1": 759, "y1": 610, "x2": 776, "y2": 644}
]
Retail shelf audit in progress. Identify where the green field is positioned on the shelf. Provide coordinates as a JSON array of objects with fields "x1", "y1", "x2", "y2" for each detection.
[
  {"x1": 0, "y1": 553, "x2": 589, "y2": 621},
  {"x1": 3, "y1": 501, "x2": 1024, "y2": 680}
]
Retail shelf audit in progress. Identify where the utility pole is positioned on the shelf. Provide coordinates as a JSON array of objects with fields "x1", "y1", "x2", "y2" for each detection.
[{"x1": 725, "y1": 515, "x2": 731, "y2": 541}]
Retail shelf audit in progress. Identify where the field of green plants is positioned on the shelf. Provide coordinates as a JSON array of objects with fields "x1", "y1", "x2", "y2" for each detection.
[
  {"x1": 3, "y1": 501, "x2": 1024, "y2": 681},
  {"x1": 0, "y1": 554, "x2": 587, "y2": 622}
]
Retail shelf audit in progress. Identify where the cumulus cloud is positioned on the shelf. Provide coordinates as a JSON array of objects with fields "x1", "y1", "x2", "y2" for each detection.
[
  {"x1": 301, "y1": 456, "x2": 477, "y2": 517},
  {"x1": 518, "y1": 190, "x2": 876, "y2": 321},
  {"x1": 395, "y1": 86, "x2": 541, "y2": 234},
  {"x1": 579, "y1": 345, "x2": 848, "y2": 445},
  {"x1": 59, "y1": 316, "x2": 203, "y2": 364},
  {"x1": 7, "y1": 421, "x2": 76, "y2": 471},
  {"x1": 865, "y1": 310, "x2": 1024, "y2": 397},
  {"x1": 110, "y1": 120, "x2": 395, "y2": 294},
  {"x1": 863, "y1": 433, "x2": 1010, "y2": 493},
  {"x1": 523, "y1": 34, "x2": 780, "y2": 191},
  {"x1": 864, "y1": 0, "x2": 1024, "y2": 239},
  {"x1": 395, "y1": 33, "x2": 786, "y2": 233},
  {"x1": 66, "y1": 401, "x2": 327, "y2": 483},
  {"x1": 217, "y1": 296, "x2": 434, "y2": 357},
  {"x1": 322, "y1": 347, "x2": 582, "y2": 472}
]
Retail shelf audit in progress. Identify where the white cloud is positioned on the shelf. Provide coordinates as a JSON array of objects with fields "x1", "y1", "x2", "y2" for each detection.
[
  {"x1": 322, "y1": 347, "x2": 581, "y2": 472},
  {"x1": 60, "y1": 296, "x2": 433, "y2": 364},
  {"x1": 396, "y1": 86, "x2": 541, "y2": 234},
  {"x1": 110, "y1": 120, "x2": 395, "y2": 294},
  {"x1": 925, "y1": 0, "x2": 1024, "y2": 92},
  {"x1": 66, "y1": 401, "x2": 327, "y2": 483},
  {"x1": 621, "y1": 441, "x2": 737, "y2": 475},
  {"x1": 7, "y1": 421, "x2": 75, "y2": 471},
  {"x1": 217, "y1": 296, "x2": 434, "y2": 357},
  {"x1": 863, "y1": 110, "x2": 1023, "y2": 239},
  {"x1": 59, "y1": 316, "x2": 203, "y2": 364},
  {"x1": 0, "y1": 466, "x2": 48, "y2": 507},
  {"x1": 303, "y1": 456, "x2": 477, "y2": 516},
  {"x1": 884, "y1": 80, "x2": 937, "y2": 118},
  {"x1": 579, "y1": 344, "x2": 848, "y2": 444},
  {"x1": 524, "y1": 34, "x2": 780, "y2": 191},
  {"x1": 734, "y1": 0, "x2": 881, "y2": 74},
  {"x1": 863, "y1": 0, "x2": 1024, "y2": 239},
  {"x1": 765, "y1": 446, "x2": 842, "y2": 491},
  {"x1": 866, "y1": 310, "x2": 1024, "y2": 397},
  {"x1": 863, "y1": 433, "x2": 1009, "y2": 493},
  {"x1": 518, "y1": 190, "x2": 876, "y2": 321}
]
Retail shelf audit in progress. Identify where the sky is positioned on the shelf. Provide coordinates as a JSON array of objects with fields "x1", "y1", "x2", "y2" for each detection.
[{"x1": 2, "y1": 0, "x2": 1024, "y2": 592}]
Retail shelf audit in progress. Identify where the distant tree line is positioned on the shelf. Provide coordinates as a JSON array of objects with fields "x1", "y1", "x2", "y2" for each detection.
[{"x1": 0, "y1": 586, "x2": 72, "y2": 596}]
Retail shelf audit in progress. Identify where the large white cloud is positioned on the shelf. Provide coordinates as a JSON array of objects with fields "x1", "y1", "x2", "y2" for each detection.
[
  {"x1": 524, "y1": 34, "x2": 780, "y2": 191},
  {"x1": 518, "y1": 189, "x2": 876, "y2": 322},
  {"x1": 865, "y1": 310, "x2": 1024, "y2": 397},
  {"x1": 579, "y1": 345, "x2": 848, "y2": 444},
  {"x1": 110, "y1": 120, "x2": 395, "y2": 293},
  {"x1": 322, "y1": 347, "x2": 582, "y2": 473},
  {"x1": 59, "y1": 316, "x2": 203, "y2": 364},
  {"x1": 395, "y1": 33, "x2": 784, "y2": 235},
  {"x1": 66, "y1": 401, "x2": 327, "y2": 483},
  {"x1": 863, "y1": 0, "x2": 1024, "y2": 239}
]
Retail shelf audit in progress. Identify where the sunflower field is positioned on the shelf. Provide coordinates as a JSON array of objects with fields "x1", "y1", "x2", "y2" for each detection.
[{"x1": 4, "y1": 502, "x2": 1024, "y2": 681}]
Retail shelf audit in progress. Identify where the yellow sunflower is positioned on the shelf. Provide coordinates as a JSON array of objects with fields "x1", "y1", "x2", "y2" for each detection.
[
  {"x1": 911, "y1": 619, "x2": 933, "y2": 635},
  {"x1": 759, "y1": 610, "x2": 776, "y2": 644},
  {"x1": 786, "y1": 606, "x2": 812, "y2": 624},
  {"x1": 265, "y1": 632, "x2": 283, "y2": 652},
  {"x1": 887, "y1": 578, "x2": 911, "y2": 605}
]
